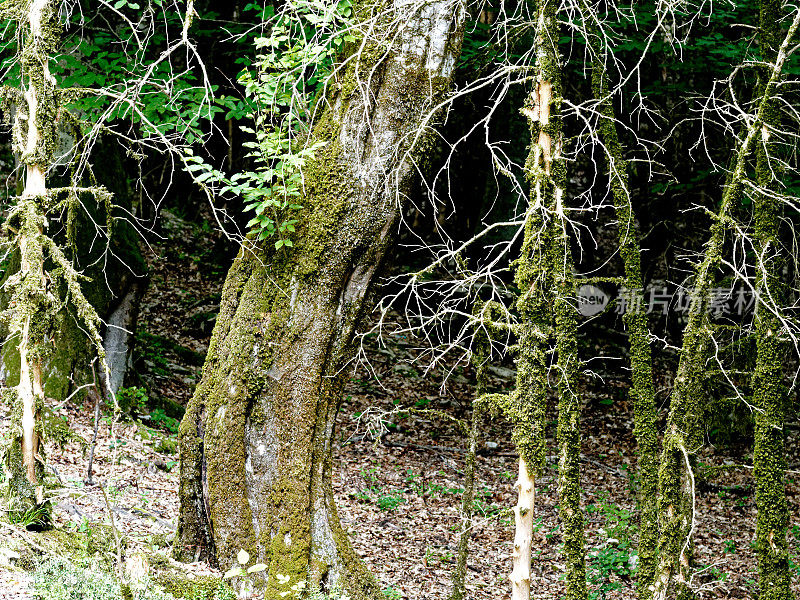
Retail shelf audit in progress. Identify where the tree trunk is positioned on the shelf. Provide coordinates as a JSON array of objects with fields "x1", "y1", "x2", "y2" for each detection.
[
  {"x1": 530, "y1": 0, "x2": 588, "y2": 597},
  {"x1": 175, "y1": 1, "x2": 466, "y2": 596},
  {"x1": 450, "y1": 309, "x2": 488, "y2": 600},
  {"x1": 587, "y1": 26, "x2": 660, "y2": 598},
  {"x1": 0, "y1": 0, "x2": 60, "y2": 517},
  {"x1": 1, "y1": 142, "x2": 147, "y2": 403},
  {"x1": 752, "y1": 0, "x2": 792, "y2": 597}
]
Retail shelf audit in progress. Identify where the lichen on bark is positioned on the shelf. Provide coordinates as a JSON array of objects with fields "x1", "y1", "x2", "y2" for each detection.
[
  {"x1": 495, "y1": 0, "x2": 588, "y2": 597},
  {"x1": 0, "y1": 0, "x2": 136, "y2": 524},
  {"x1": 449, "y1": 302, "x2": 492, "y2": 600}
]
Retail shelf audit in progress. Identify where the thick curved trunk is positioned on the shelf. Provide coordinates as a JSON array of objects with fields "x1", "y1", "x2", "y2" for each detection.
[{"x1": 175, "y1": 1, "x2": 465, "y2": 596}]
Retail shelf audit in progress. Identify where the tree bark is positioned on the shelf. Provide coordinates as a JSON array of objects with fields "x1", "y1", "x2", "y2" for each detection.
[
  {"x1": 530, "y1": 1, "x2": 588, "y2": 597},
  {"x1": 0, "y1": 0, "x2": 60, "y2": 516},
  {"x1": 175, "y1": 1, "x2": 466, "y2": 596},
  {"x1": 450, "y1": 307, "x2": 488, "y2": 600}
]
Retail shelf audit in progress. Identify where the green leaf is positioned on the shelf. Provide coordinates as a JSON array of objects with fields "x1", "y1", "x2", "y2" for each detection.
[{"x1": 247, "y1": 564, "x2": 267, "y2": 574}]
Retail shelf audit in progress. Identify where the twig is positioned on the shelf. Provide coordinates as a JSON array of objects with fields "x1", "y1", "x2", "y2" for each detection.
[
  {"x1": 99, "y1": 483, "x2": 124, "y2": 574},
  {"x1": 86, "y1": 360, "x2": 104, "y2": 486}
]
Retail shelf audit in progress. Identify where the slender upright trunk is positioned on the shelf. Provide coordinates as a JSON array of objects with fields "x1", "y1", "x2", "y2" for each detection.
[
  {"x1": 587, "y1": 25, "x2": 660, "y2": 597},
  {"x1": 450, "y1": 309, "x2": 488, "y2": 600},
  {"x1": 515, "y1": 0, "x2": 587, "y2": 597},
  {"x1": 175, "y1": 2, "x2": 466, "y2": 596},
  {"x1": 1, "y1": 0, "x2": 59, "y2": 513},
  {"x1": 503, "y1": 208, "x2": 549, "y2": 600},
  {"x1": 651, "y1": 10, "x2": 800, "y2": 599},
  {"x1": 508, "y1": 113, "x2": 550, "y2": 600},
  {"x1": 752, "y1": 1, "x2": 792, "y2": 597},
  {"x1": 18, "y1": 0, "x2": 53, "y2": 497},
  {"x1": 533, "y1": 1, "x2": 588, "y2": 597}
]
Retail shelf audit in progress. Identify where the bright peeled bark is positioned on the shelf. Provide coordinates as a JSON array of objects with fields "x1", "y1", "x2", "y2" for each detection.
[
  {"x1": 511, "y1": 459, "x2": 535, "y2": 599},
  {"x1": 507, "y1": 0, "x2": 588, "y2": 597},
  {"x1": 174, "y1": 1, "x2": 466, "y2": 596},
  {"x1": 1, "y1": 0, "x2": 125, "y2": 520},
  {"x1": 531, "y1": 1, "x2": 588, "y2": 598}
]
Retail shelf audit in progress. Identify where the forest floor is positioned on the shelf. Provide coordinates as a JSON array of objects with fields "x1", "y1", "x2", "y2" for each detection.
[{"x1": 2, "y1": 208, "x2": 800, "y2": 600}]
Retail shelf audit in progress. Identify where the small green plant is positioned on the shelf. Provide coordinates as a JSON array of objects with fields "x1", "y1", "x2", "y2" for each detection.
[
  {"x1": 65, "y1": 516, "x2": 94, "y2": 552},
  {"x1": 224, "y1": 552, "x2": 356, "y2": 599},
  {"x1": 33, "y1": 557, "x2": 179, "y2": 600},
  {"x1": 150, "y1": 408, "x2": 180, "y2": 433},
  {"x1": 586, "y1": 495, "x2": 637, "y2": 600},
  {"x1": 7, "y1": 501, "x2": 50, "y2": 530},
  {"x1": 472, "y1": 487, "x2": 505, "y2": 519},
  {"x1": 184, "y1": 0, "x2": 354, "y2": 248},
  {"x1": 352, "y1": 467, "x2": 405, "y2": 511},
  {"x1": 788, "y1": 553, "x2": 800, "y2": 580},
  {"x1": 116, "y1": 386, "x2": 149, "y2": 415},
  {"x1": 376, "y1": 493, "x2": 405, "y2": 512},
  {"x1": 224, "y1": 549, "x2": 267, "y2": 597},
  {"x1": 135, "y1": 332, "x2": 171, "y2": 376},
  {"x1": 403, "y1": 469, "x2": 424, "y2": 496}
]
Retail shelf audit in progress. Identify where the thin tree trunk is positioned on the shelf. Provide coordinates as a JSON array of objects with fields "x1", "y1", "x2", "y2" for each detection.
[
  {"x1": 752, "y1": 0, "x2": 792, "y2": 597},
  {"x1": 651, "y1": 10, "x2": 800, "y2": 599},
  {"x1": 175, "y1": 1, "x2": 466, "y2": 596},
  {"x1": 18, "y1": 0, "x2": 52, "y2": 497},
  {"x1": 514, "y1": 0, "x2": 588, "y2": 597},
  {"x1": 587, "y1": 26, "x2": 660, "y2": 598},
  {"x1": 533, "y1": 0, "x2": 588, "y2": 597},
  {"x1": 450, "y1": 309, "x2": 488, "y2": 600},
  {"x1": 1, "y1": 0, "x2": 59, "y2": 515},
  {"x1": 511, "y1": 459, "x2": 535, "y2": 600},
  {"x1": 2, "y1": 0, "x2": 136, "y2": 520}
]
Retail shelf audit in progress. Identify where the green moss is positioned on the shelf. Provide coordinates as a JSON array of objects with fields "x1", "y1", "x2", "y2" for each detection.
[
  {"x1": 177, "y1": 3, "x2": 464, "y2": 597},
  {"x1": 152, "y1": 571, "x2": 228, "y2": 599},
  {"x1": 750, "y1": 3, "x2": 792, "y2": 597}
]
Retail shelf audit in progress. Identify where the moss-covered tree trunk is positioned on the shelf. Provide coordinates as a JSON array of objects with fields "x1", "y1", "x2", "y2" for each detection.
[
  {"x1": 587, "y1": 27, "x2": 660, "y2": 598},
  {"x1": 174, "y1": 2, "x2": 465, "y2": 597},
  {"x1": 651, "y1": 10, "x2": 800, "y2": 600},
  {"x1": 752, "y1": 0, "x2": 792, "y2": 597},
  {"x1": 450, "y1": 305, "x2": 489, "y2": 600},
  {"x1": 506, "y1": 0, "x2": 588, "y2": 597},
  {"x1": 0, "y1": 143, "x2": 146, "y2": 403},
  {"x1": 2, "y1": 0, "x2": 60, "y2": 514},
  {"x1": 1, "y1": 0, "x2": 145, "y2": 527}
]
